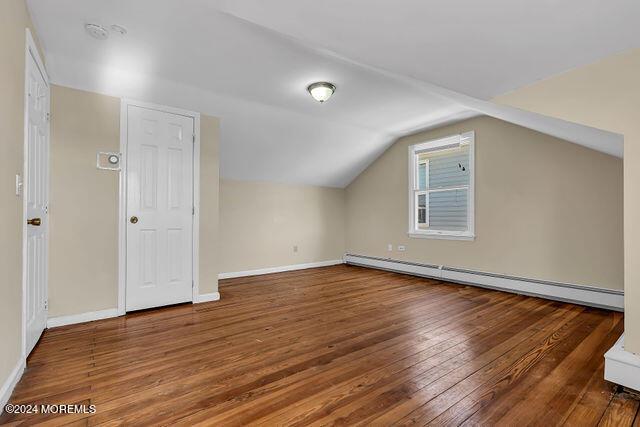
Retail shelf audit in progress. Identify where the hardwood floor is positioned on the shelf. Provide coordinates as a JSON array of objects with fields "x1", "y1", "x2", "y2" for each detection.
[{"x1": 1, "y1": 264, "x2": 636, "y2": 426}]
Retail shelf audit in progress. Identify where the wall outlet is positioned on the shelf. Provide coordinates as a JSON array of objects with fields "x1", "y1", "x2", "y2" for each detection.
[
  {"x1": 387, "y1": 244, "x2": 393, "y2": 252},
  {"x1": 397, "y1": 245, "x2": 406, "y2": 252},
  {"x1": 293, "y1": 245, "x2": 298, "y2": 253}
]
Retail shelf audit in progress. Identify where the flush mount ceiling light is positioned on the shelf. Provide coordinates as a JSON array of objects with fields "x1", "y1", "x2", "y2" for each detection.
[
  {"x1": 307, "y1": 82, "x2": 336, "y2": 103},
  {"x1": 85, "y1": 23, "x2": 109, "y2": 40}
]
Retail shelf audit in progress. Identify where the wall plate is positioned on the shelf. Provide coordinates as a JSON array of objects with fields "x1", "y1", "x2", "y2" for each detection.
[{"x1": 97, "y1": 152, "x2": 121, "y2": 171}]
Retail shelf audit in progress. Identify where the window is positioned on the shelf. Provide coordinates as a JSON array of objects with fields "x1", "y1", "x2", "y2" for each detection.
[{"x1": 408, "y1": 131, "x2": 474, "y2": 240}]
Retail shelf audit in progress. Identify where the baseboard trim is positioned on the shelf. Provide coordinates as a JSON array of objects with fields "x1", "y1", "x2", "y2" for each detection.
[
  {"x1": 47, "y1": 308, "x2": 120, "y2": 328},
  {"x1": 218, "y1": 259, "x2": 344, "y2": 279},
  {"x1": 47, "y1": 293, "x2": 224, "y2": 325},
  {"x1": 195, "y1": 292, "x2": 220, "y2": 303},
  {"x1": 605, "y1": 334, "x2": 640, "y2": 392},
  {"x1": 344, "y1": 254, "x2": 624, "y2": 311},
  {"x1": 0, "y1": 357, "x2": 25, "y2": 414}
]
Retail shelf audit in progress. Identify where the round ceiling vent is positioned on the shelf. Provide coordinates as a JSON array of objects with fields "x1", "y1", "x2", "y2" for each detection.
[
  {"x1": 85, "y1": 23, "x2": 109, "y2": 40},
  {"x1": 110, "y1": 24, "x2": 127, "y2": 36}
]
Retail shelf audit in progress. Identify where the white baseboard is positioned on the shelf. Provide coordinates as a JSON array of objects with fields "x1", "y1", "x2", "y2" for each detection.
[
  {"x1": 195, "y1": 292, "x2": 220, "y2": 303},
  {"x1": 47, "y1": 308, "x2": 120, "y2": 328},
  {"x1": 48, "y1": 293, "x2": 224, "y2": 325},
  {"x1": 344, "y1": 254, "x2": 624, "y2": 311},
  {"x1": 0, "y1": 357, "x2": 25, "y2": 413},
  {"x1": 605, "y1": 334, "x2": 640, "y2": 392},
  {"x1": 218, "y1": 259, "x2": 344, "y2": 280}
]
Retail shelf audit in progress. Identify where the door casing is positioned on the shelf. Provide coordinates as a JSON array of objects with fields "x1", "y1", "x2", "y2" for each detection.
[
  {"x1": 22, "y1": 28, "x2": 50, "y2": 357},
  {"x1": 118, "y1": 99, "x2": 201, "y2": 314}
]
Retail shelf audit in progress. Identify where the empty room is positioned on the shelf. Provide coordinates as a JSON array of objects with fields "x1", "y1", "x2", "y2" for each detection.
[{"x1": 2, "y1": 0, "x2": 640, "y2": 425}]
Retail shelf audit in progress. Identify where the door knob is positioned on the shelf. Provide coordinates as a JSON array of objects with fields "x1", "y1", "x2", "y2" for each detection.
[
  {"x1": 130, "y1": 216, "x2": 139, "y2": 224},
  {"x1": 27, "y1": 218, "x2": 41, "y2": 226}
]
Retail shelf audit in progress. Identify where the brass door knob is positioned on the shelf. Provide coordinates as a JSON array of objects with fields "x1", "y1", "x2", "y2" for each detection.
[
  {"x1": 27, "y1": 218, "x2": 41, "y2": 226},
  {"x1": 130, "y1": 216, "x2": 139, "y2": 224}
]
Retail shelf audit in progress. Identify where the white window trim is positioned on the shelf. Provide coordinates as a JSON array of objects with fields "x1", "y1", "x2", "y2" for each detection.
[
  {"x1": 407, "y1": 131, "x2": 475, "y2": 241},
  {"x1": 415, "y1": 158, "x2": 429, "y2": 229}
]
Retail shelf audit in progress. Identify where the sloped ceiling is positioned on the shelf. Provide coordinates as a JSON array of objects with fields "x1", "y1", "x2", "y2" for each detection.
[
  {"x1": 220, "y1": 0, "x2": 640, "y2": 100},
  {"x1": 28, "y1": 0, "x2": 629, "y2": 187}
]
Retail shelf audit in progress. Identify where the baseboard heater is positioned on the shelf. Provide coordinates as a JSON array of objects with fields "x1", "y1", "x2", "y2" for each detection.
[
  {"x1": 343, "y1": 254, "x2": 623, "y2": 311},
  {"x1": 605, "y1": 334, "x2": 640, "y2": 392}
]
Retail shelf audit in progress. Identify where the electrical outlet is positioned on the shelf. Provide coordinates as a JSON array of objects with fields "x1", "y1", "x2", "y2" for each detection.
[
  {"x1": 397, "y1": 245, "x2": 406, "y2": 252},
  {"x1": 387, "y1": 244, "x2": 393, "y2": 252},
  {"x1": 293, "y1": 245, "x2": 298, "y2": 253}
]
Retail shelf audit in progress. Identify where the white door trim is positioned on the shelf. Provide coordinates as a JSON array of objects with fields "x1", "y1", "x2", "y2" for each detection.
[
  {"x1": 118, "y1": 99, "x2": 201, "y2": 315},
  {"x1": 22, "y1": 28, "x2": 50, "y2": 357}
]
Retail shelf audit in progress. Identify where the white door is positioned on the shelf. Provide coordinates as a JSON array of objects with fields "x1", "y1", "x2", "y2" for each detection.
[
  {"x1": 24, "y1": 44, "x2": 50, "y2": 355},
  {"x1": 126, "y1": 105, "x2": 194, "y2": 311}
]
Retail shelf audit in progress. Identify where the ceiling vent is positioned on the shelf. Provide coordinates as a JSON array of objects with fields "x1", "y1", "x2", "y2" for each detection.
[
  {"x1": 110, "y1": 24, "x2": 128, "y2": 36},
  {"x1": 85, "y1": 23, "x2": 109, "y2": 40}
]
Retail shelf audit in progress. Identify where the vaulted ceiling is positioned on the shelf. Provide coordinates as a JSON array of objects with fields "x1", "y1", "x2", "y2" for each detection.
[
  {"x1": 220, "y1": 0, "x2": 640, "y2": 100},
  {"x1": 28, "y1": 0, "x2": 633, "y2": 187}
]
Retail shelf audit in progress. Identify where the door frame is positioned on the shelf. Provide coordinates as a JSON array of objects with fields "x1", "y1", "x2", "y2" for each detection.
[
  {"x1": 117, "y1": 99, "x2": 201, "y2": 314},
  {"x1": 22, "y1": 28, "x2": 50, "y2": 357}
]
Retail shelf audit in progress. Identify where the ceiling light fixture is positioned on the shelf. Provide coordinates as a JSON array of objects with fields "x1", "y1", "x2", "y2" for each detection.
[
  {"x1": 307, "y1": 82, "x2": 336, "y2": 103},
  {"x1": 85, "y1": 23, "x2": 109, "y2": 40}
]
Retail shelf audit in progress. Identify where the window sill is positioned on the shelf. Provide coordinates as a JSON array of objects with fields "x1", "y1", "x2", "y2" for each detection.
[{"x1": 408, "y1": 232, "x2": 475, "y2": 241}]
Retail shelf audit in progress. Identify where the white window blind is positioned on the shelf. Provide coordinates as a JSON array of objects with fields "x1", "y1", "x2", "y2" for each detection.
[{"x1": 408, "y1": 132, "x2": 474, "y2": 240}]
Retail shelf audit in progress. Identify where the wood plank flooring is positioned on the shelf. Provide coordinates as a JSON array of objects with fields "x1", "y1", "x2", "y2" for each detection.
[{"x1": 1, "y1": 264, "x2": 636, "y2": 426}]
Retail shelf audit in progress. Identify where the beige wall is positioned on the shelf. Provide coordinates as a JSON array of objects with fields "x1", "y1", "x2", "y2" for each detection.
[
  {"x1": 219, "y1": 180, "x2": 346, "y2": 273},
  {"x1": 199, "y1": 116, "x2": 220, "y2": 294},
  {"x1": 49, "y1": 86, "x2": 121, "y2": 316},
  {"x1": 49, "y1": 85, "x2": 220, "y2": 317},
  {"x1": 493, "y1": 48, "x2": 640, "y2": 352},
  {"x1": 0, "y1": 0, "x2": 41, "y2": 394},
  {"x1": 346, "y1": 116, "x2": 623, "y2": 290}
]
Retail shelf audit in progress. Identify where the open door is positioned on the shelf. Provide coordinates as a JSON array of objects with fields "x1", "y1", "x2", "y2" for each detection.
[{"x1": 23, "y1": 29, "x2": 50, "y2": 355}]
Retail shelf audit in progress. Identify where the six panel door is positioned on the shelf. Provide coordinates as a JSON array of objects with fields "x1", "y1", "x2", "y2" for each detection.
[
  {"x1": 126, "y1": 105, "x2": 194, "y2": 311},
  {"x1": 25, "y1": 47, "x2": 50, "y2": 355}
]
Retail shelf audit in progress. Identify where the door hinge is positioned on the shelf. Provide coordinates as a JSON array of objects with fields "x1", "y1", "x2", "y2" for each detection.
[
  {"x1": 192, "y1": 206, "x2": 195, "y2": 215},
  {"x1": 44, "y1": 300, "x2": 48, "y2": 310},
  {"x1": 192, "y1": 134, "x2": 195, "y2": 144},
  {"x1": 46, "y1": 112, "x2": 50, "y2": 121}
]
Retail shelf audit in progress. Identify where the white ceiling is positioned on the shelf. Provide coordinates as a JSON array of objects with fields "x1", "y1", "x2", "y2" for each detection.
[
  {"x1": 220, "y1": 0, "x2": 640, "y2": 99},
  {"x1": 27, "y1": 0, "x2": 631, "y2": 187}
]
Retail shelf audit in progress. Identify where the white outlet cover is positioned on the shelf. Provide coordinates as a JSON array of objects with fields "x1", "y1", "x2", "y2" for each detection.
[
  {"x1": 387, "y1": 244, "x2": 393, "y2": 251},
  {"x1": 397, "y1": 245, "x2": 406, "y2": 252}
]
